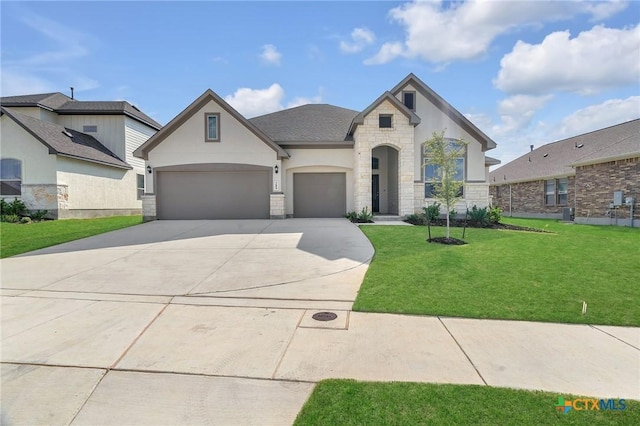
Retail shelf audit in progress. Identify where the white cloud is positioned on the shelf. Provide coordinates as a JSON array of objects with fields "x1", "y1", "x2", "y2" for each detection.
[
  {"x1": 0, "y1": 70, "x2": 52, "y2": 96},
  {"x1": 286, "y1": 88, "x2": 324, "y2": 109},
  {"x1": 554, "y1": 96, "x2": 640, "y2": 139},
  {"x1": 340, "y1": 27, "x2": 376, "y2": 53},
  {"x1": 224, "y1": 84, "x2": 285, "y2": 118},
  {"x1": 365, "y1": 0, "x2": 628, "y2": 65},
  {"x1": 495, "y1": 95, "x2": 554, "y2": 135},
  {"x1": 260, "y1": 44, "x2": 282, "y2": 66},
  {"x1": 495, "y1": 25, "x2": 640, "y2": 95}
]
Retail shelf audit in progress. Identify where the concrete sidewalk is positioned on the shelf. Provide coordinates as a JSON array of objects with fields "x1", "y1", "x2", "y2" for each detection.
[
  {"x1": 2, "y1": 296, "x2": 638, "y2": 425},
  {"x1": 1, "y1": 219, "x2": 638, "y2": 425}
]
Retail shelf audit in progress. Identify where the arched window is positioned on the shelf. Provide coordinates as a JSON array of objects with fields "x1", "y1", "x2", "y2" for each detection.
[{"x1": 0, "y1": 159, "x2": 22, "y2": 196}]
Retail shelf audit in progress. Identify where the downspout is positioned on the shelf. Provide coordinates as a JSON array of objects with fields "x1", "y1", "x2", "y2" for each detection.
[
  {"x1": 574, "y1": 173, "x2": 577, "y2": 222},
  {"x1": 509, "y1": 184, "x2": 512, "y2": 217}
]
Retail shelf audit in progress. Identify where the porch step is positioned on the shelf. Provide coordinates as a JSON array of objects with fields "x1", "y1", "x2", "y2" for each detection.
[{"x1": 373, "y1": 215, "x2": 404, "y2": 222}]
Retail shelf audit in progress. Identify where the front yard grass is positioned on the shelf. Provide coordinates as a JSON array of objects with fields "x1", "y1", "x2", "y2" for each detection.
[
  {"x1": 354, "y1": 219, "x2": 640, "y2": 326},
  {"x1": 294, "y1": 380, "x2": 639, "y2": 425},
  {"x1": 0, "y1": 215, "x2": 142, "y2": 258}
]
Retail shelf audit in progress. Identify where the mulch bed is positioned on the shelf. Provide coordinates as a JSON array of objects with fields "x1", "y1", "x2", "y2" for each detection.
[
  {"x1": 406, "y1": 218, "x2": 551, "y2": 233},
  {"x1": 427, "y1": 237, "x2": 467, "y2": 245}
]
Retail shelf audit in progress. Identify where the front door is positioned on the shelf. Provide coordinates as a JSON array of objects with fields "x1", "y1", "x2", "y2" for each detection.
[{"x1": 372, "y1": 175, "x2": 380, "y2": 213}]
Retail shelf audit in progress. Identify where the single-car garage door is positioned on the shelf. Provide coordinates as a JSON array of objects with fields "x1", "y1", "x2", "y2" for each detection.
[
  {"x1": 294, "y1": 172, "x2": 346, "y2": 218},
  {"x1": 157, "y1": 169, "x2": 270, "y2": 219}
]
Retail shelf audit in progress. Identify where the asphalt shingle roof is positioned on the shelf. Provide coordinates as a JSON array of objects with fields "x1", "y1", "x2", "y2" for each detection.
[
  {"x1": 490, "y1": 119, "x2": 640, "y2": 184},
  {"x1": 1, "y1": 107, "x2": 131, "y2": 169},
  {"x1": 249, "y1": 104, "x2": 359, "y2": 143},
  {"x1": 1, "y1": 93, "x2": 162, "y2": 130}
]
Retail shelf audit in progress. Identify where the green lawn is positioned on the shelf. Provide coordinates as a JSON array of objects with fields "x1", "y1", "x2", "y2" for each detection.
[
  {"x1": 0, "y1": 216, "x2": 143, "y2": 258},
  {"x1": 354, "y1": 219, "x2": 640, "y2": 326},
  {"x1": 295, "y1": 380, "x2": 638, "y2": 426}
]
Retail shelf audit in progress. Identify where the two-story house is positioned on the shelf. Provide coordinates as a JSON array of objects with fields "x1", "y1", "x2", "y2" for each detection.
[
  {"x1": 134, "y1": 73, "x2": 499, "y2": 220},
  {"x1": 0, "y1": 92, "x2": 161, "y2": 218}
]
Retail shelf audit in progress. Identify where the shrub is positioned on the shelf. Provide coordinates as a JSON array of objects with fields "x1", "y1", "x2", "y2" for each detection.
[
  {"x1": 449, "y1": 209, "x2": 457, "y2": 222},
  {"x1": 345, "y1": 211, "x2": 358, "y2": 222},
  {"x1": 0, "y1": 198, "x2": 27, "y2": 217},
  {"x1": 489, "y1": 206, "x2": 502, "y2": 224},
  {"x1": 30, "y1": 210, "x2": 49, "y2": 221},
  {"x1": 20, "y1": 216, "x2": 32, "y2": 224},
  {"x1": 405, "y1": 213, "x2": 426, "y2": 225},
  {"x1": 468, "y1": 205, "x2": 489, "y2": 226},
  {"x1": 1, "y1": 214, "x2": 20, "y2": 223},
  {"x1": 423, "y1": 203, "x2": 440, "y2": 222},
  {"x1": 357, "y1": 206, "x2": 374, "y2": 223}
]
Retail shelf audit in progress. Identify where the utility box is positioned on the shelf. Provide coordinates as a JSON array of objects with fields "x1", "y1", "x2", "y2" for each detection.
[
  {"x1": 562, "y1": 207, "x2": 574, "y2": 221},
  {"x1": 613, "y1": 191, "x2": 624, "y2": 206}
]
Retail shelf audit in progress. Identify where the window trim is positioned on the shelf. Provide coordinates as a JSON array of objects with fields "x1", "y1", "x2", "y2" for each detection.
[
  {"x1": 378, "y1": 114, "x2": 393, "y2": 129},
  {"x1": 402, "y1": 90, "x2": 416, "y2": 111},
  {"x1": 136, "y1": 173, "x2": 145, "y2": 200},
  {"x1": 204, "y1": 113, "x2": 221, "y2": 142},
  {"x1": 0, "y1": 158, "x2": 22, "y2": 196},
  {"x1": 545, "y1": 177, "x2": 568, "y2": 206}
]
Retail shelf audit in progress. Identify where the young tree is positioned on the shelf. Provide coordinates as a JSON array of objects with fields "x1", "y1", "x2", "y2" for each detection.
[{"x1": 423, "y1": 131, "x2": 467, "y2": 239}]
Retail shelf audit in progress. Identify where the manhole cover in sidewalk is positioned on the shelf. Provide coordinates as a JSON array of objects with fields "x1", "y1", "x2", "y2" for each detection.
[{"x1": 312, "y1": 312, "x2": 338, "y2": 322}]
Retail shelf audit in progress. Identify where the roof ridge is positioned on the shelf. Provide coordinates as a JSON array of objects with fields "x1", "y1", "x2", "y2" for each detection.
[{"x1": 549, "y1": 118, "x2": 640, "y2": 144}]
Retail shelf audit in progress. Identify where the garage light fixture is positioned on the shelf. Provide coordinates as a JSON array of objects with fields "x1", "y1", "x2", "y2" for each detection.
[
  {"x1": 147, "y1": 165, "x2": 152, "y2": 174},
  {"x1": 274, "y1": 165, "x2": 279, "y2": 174}
]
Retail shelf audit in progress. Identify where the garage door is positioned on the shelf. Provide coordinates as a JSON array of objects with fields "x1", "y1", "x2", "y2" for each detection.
[
  {"x1": 157, "y1": 170, "x2": 270, "y2": 219},
  {"x1": 294, "y1": 173, "x2": 346, "y2": 218}
]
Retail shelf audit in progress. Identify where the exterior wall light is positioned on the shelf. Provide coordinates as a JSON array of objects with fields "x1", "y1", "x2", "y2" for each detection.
[
  {"x1": 274, "y1": 165, "x2": 279, "y2": 174},
  {"x1": 147, "y1": 165, "x2": 152, "y2": 174}
]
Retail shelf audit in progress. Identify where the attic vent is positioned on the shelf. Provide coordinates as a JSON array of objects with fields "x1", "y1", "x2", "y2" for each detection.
[
  {"x1": 543, "y1": 153, "x2": 549, "y2": 157},
  {"x1": 576, "y1": 143, "x2": 584, "y2": 148},
  {"x1": 62, "y1": 130, "x2": 73, "y2": 138}
]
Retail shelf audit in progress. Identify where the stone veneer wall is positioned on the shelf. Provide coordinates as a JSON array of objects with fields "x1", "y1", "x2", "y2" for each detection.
[
  {"x1": 353, "y1": 100, "x2": 415, "y2": 216},
  {"x1": 414, "y1": 182, "x2": 491, "y2": 214},
  {"x1": 269, "y1": 193, "x2": 285, "y2": 219},
  {"x1": 574, "y1": 157, "x2": 639, "y2": 223},
  {"x1": 141, "y1": 194, "x2": 157, "y2": 222},
  {"x1": 18, "y1": 184, "x2": 68, "y2": 219},
  {"x1": 489, "y1": 176, "x2": 575, "y2": 218}
]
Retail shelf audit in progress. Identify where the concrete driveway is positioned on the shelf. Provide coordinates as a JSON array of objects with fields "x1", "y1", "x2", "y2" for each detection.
[{"x1": 1, "y1": 219, "x2": 638, "y2": 425}]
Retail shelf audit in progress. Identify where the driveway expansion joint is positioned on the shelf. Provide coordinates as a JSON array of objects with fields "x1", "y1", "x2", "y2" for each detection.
[
  {"x1": 438, "y1": 316, "x2": 488, "y2": 386},
  {"x1": 589, "y1": 324, "x2": 640, "y2": 351}
]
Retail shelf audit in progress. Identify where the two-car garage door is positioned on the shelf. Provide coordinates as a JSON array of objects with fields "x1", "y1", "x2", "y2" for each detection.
[{"x1": 156, "y1": 169, "x2": 270, "y2": 220}]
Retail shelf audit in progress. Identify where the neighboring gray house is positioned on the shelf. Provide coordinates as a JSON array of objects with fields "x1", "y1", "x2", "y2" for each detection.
[
  {"x1": 0, "y1": 93, "x2": 161, "y2": 218},
  {"x1": 134, "y1": 73, "x2": 499, "y2": 220},
  {"x1": 489, "y1": 119, "x2": 639, "y2": 226}
]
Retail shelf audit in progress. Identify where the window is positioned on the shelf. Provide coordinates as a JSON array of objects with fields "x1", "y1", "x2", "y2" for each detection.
[
  {"x1": 422, "y1": 140, "x2": 465, "y2": 198},
  {"x1": 545, "y1": 180, "x2": 555, "y2": 205},
  {"x1": 545, "y1": 178, "x2": 568, "y2": 206},
  {"x1": 136, "y1": 174, "x2": 145, "y2": 200},
  {"x1": 379, "y1": 114, "x2": 392, "y2": 128},
  {"x1": 0, "y1": 159, "x2": 22, "y2": 196},
  {"x1": 557, "y1": 178, "x2": 568, "y2": 205},
  {"x1": 205, "y1": 113, "x2": 220, "y2": 141},
  {"x1": 372, "y1": 157, "x2": 379, "y2": 170},
  {"x1": 83, "y1": 125, "x2": 98, "y2": 133},
  {"x1": 402, "y1": 91, "x2": 416, "y2": 111}
]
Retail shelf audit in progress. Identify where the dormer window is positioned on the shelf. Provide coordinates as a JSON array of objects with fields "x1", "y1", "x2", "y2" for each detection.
[
  {"x1": 205, "y1": 113, "x2": 220, "y2": 142},
  {"x1": 379, "y1": 114, "x2": 392, "y2": 128},
  {"x1": 402, "y1": 91, "x2": 416, "y2": 111}
]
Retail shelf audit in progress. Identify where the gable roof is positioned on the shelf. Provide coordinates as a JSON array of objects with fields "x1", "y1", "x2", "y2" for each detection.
[
  {"x1": 489, "y1": 119, "x2": 639, "y2": 184},
  {"x1": 1, "y1": 107, "x2": 131, "y2": 170},
  {"x1": 133, "y1": 89, "x2": 289, "y2": 160},
  {"x1": 0, "y1": 92, "x2": 162, "y2": 130},
  {"x1": 390, "y1": 73, "x2": 497, "y2": 152},
  {"x1": 250, "y1": 104, "x2": 358, "y2": 145},
  {"x1": 349, "y1": 91, "x2": 421, "y2": 134}
]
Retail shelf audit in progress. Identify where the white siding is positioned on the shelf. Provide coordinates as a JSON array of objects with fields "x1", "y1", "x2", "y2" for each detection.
[
  {"x1": 124, "y1": 117, "x2": 156, "y2": 171},
  {"x1": 56, "y1": 115, "x2": 126, "y2": 160},
  {"x1": 56, "y1": 157, "x2": 140, "y2": 209},
  {"x1": 0, "y1": 115, "x2": 58, "y2": 184}
]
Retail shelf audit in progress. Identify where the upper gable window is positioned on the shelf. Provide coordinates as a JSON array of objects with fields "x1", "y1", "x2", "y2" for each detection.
[
  {"x1": 379, "y1": 114, "x2": 392, "y2": 128},
  {"x1": 402, "y1": 91, "x2": 416, "y2": 111},
  {"x1": 205, "y1": 113, "x2": 220, "y2": 142},
  {"x1": 0, "y1": 158, "x2": 22, "y2": 196}
]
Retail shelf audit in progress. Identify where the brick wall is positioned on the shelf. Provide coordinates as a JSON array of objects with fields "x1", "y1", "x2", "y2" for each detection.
[
  {"x1": 489, "y1": 176, "x2": 575, "y2": 217},
  {"x1": 575, "y1": 157, "x2": 639, "y2": 221}
]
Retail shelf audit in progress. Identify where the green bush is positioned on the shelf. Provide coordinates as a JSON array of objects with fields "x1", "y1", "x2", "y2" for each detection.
[
  {"x1": 423, "y1": 203, "x2": 440, "y2": 222},
  {"x1": 468, "y1": 205, "x2": 489, "y2": 226},
  {"x1": 20, "y1": 216, "x2": 32, "y2": 224},
  {"x1": 345, "y1": 211, "x2": 358, "y2": 222},
  {"x1": 405, "y1": 213, "x2": 426, "y2": 225},
  {"x1": 1, "y1": 214, "x2": 20, "y2": 223},
  {"x1": 0, "y1": 198, "x2": 27, "y2": 217},
  {"x1": 357, "y1": 206, "x2": 374, "y2": 223},
  {"x1": 489, "y1": 206, "x2": 502, "y2": 224}
]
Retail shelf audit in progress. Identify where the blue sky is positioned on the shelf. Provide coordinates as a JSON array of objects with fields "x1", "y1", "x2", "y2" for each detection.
[{"x1": 1, "y1": 1, "x2": 639, "y2": 165}]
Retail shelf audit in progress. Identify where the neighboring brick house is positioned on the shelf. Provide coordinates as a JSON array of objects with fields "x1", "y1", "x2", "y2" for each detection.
[
  {"x1": 0, "y1": 93, "x2": 160, "y2": 218},
  {"x1": 489, "y1": 119, "x2": 639, "y2": 227}
]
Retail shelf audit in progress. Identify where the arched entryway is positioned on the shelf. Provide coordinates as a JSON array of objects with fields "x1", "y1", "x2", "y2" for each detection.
[{"x1": 371, "y1": 145, "x2": 399, "y2": 215}]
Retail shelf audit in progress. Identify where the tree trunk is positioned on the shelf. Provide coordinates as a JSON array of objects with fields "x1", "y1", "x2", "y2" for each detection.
[{"x1": 446, "y1": 202, "x2": 451, "y2": 238}]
